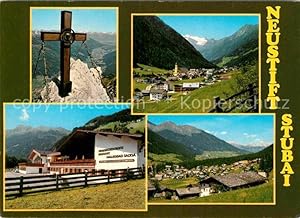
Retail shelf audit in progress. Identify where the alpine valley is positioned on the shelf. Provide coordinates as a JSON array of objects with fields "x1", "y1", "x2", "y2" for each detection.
[
  {"x1": 133, "y1": 16, "x2": 259, "y2": 113},
  {"x1": 148, "y1": 121, "x2": 271, "y2": 169}
]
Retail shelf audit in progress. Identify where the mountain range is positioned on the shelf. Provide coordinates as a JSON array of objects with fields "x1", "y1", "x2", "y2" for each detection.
[
  {"x1": 6, "y1": 109, "x2": 144, "y2": 160},
  {"x1": 229, "y1": 142, "x2": 266, "y2": 153},
  {"x1": 185, "y1": 24, "x2": 258, "y2": 66},
  {"x1": 133, "y1": 16, "x2": 215, "y2": 70},
  {"x1": 32, "y1": 31, "x2": 116, "y2": 78},
  {"x1": 148, "y1": 121, "x2": 246, "y2": 158},
  {"x1": 53, "y1": 109, "x2": 144, "y2": 151},
  {"x1": 6, "y1": 125, "x2": 70, "y2": 159}
]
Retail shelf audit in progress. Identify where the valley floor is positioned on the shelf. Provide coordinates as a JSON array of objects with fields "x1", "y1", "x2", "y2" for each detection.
[
  {"x1": 5, "y1": 179, "x2": 146, "y2": 210},
  {"x1": 133, "y1": 70, "x2": 246, "y2": 113}
]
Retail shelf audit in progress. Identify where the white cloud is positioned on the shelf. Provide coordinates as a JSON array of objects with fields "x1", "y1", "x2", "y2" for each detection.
[
  {"x1": 249, "y1": 139, "x2": 271, "y2": 147},
  {"x1": 243, "y1": 133, "x2": 256, "y2": 138},
  {"x1": 184, "y1": 34, "x2": 208, "y2": 46},
  {"x1": 19, "y1": 109, "x2": 29, "y2": 121},
  {"x1": 220, "y1": 131, "x2": 227, "y2": 135}
]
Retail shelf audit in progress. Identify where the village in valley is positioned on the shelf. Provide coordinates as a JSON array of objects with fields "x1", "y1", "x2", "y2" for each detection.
[
  {"x1": 147, "y1": 115, "x2": 274, "y2": 203},
  {"x1": 133, "y1": 63, "x2": 237, "y2": 102},
  {"x1": 148, "y1": 158, "x2": 270, "y2": 201},
  {"x1": 133, "y1": 15, "x2": 259, "y2": 113}
]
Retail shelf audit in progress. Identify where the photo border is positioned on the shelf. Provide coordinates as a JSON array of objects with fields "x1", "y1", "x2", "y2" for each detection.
[
  {"x1": 2, "y1": 102, "x2": 148, "y2": 212},
  {"x1": 130, "y1": 13, "x2": 262, "y2": 115},
  {"x1": 29, "y1": 6, "x2": 120, "y2": 103},
  {"x1": 146, "y1": 113, "x2": 276, "y2": 206}
]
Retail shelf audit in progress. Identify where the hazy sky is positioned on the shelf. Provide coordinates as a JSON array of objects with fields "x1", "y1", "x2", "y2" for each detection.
[
  {"x1": 148, "y1": 115, "x2": 274, "y2": 147},
  {"x1": 5, "y1": 104, "x2": 129, "y2": 130},
  {"x1": 32, "y1": 9, "x2": 117, "y2": 33},
  {"x1": 159, "y1": 15, "x2": 259, "y2": 40}
]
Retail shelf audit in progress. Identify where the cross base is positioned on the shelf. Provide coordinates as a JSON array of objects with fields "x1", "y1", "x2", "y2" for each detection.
[{"x1": 59, "y1": 81, "x2": 72, "y2": 97}]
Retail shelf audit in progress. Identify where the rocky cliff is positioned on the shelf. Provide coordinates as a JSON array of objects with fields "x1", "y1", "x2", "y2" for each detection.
[{"x1": 40, "y1": 58, "x2": 110, "y2": 103}]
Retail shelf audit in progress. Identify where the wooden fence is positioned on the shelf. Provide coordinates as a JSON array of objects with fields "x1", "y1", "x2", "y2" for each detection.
[
  {"x1": 5, "y1": 167, "x2": 145, "y2": 198},
  {"x1": 209, "y1": 83, "x2": 258, "y2": 113}
]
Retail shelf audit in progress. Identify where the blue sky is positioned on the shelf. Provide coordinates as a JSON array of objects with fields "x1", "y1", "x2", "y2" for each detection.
[
  {"x1": 32, "y1": 9, "x2": 116, "y2": 32},
  {"x1": 159, "y1": 15, "x2": 259, "y2": 40},
  {"x1": 148, "y1": 115, "x2": 274, "y2": 147},
  {"x1": 5, "y1": 104, "x2": 129, "y2": 131}
]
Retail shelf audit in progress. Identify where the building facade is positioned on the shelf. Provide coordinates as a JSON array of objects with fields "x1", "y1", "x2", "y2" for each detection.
[{"x1": 19, "y1": 130, "x2": 145, "y2": 175}]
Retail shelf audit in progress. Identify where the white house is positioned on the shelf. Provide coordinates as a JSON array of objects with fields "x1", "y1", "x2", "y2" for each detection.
[
  {"x1": 18, "y1": 150, "x2": 61, "y2": 174},
  {"x1": 182, "y1": 82, "x2": 200, "y2": 91},
  {"x1": 19, "y1": 130, "x2": 145, "y2": 175},
  {"x1": 94, "y1": 132, "x2": 145, "y2": 170},
  {"x1": 150, "y1": 89, "x2": 167, "y2": 101}
]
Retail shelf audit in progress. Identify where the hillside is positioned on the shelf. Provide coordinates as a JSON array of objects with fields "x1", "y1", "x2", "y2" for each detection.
[
  {"x1": 149, "y1": 121, "x2": 245, "y2": 155},
  {"x1": 181, "y1": 144, "x2": 273, "y2": 170},
  {"x1": 5, "y1": 179, "x2": 145, "y2": 209},
  {"x1": 53, "y1": 109, "x2": 144, "y2": 150},
  {"x1": 133, "y1": 16, "x2": 215, "y2": 70},
  {"x1": 5, "y1": 125, "x2": 70, "y2": 159},
  {"x1": 150, "y1": 181, "x2": 273, "y2": 203},
  {"x1": 32, "y1": 31, "x2": 116, "y2": 78},
  {"x1": 194, "y1": 24, "x2": 258, "y2": 63},
  {"x1": 148, "y1": 129, "x2": 193, "y2": 158}
]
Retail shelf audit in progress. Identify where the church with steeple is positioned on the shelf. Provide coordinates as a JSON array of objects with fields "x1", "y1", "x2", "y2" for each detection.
[{"x1": 173, "y1": 63, "x2": 178, "y2": 76}]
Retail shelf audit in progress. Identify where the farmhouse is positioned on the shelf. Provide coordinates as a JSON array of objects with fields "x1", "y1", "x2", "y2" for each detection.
[
  {"x1": 19, "y1": 130, "x2": 145, "y2": 174},
  {"x1": 19, "y1": 150, "x2": 61, "y2": 174},
  {"x1": 176, "y1": 187, "x2": 201, "y2": 199},
  {"x1": 150, "y1": 89, "x2": 167, "y2": 101},
  {"x1": 155, "y1": 81, "x2": 168, "y2": 91},
  {"x1": 182, "y1": 82, "x2": 200, "y2": 91},
  {"x1": 200, "y1": 172, "x2": 267, "y2": 191}
]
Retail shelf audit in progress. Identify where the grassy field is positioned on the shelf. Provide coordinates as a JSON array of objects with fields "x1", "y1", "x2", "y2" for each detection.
[
  {"x1": 95, "y1": 120, "x2": 144, "y2": 134},
  {"x1": 159, "y1": 177, "x2": 199, "y2": 189},
  {"x1": 5, "y1": 179, "x2": 146, "y2": 210},
  {"x1": 133, "y1": 64, "x2": 169, "y2": 76},
  {"x1": 195, "y1": 151, "x2": 241, "y2": 161},
  {"x1": 148, "y1": 153, "x2": 183, "y2": 165},
  {"x1": 126, "y1": 120, "x2": 145, "y2": 133},
  {"x1": 150, "y1": 180, "x2": 273, "y2": 203},
  {"x1": 134, "y1": 73, "x2": 240, "y2": 113},
  {"x1": 133, "y1": 79, "x2": 149, "y2": 91}
]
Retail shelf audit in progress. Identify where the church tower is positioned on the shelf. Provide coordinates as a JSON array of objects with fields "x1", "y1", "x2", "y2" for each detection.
[{"x1": 173, "y1": 63, "x2": 178, "y2": 76}]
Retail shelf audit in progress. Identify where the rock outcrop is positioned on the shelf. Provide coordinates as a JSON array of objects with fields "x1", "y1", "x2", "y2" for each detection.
[{"x1": 40, "y1": 58, "x2": 110, "y2": 103}]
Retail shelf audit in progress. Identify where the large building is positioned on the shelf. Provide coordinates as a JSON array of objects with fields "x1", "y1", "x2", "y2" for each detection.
[
  {"x1": 199, "y1": 172, "x2": 267, "y2": 192},
  {"x1": 19, "y1": 130, "x2": 145, "y2": 174}
]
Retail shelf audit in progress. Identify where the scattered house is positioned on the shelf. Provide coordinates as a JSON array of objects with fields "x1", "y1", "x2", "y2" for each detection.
[
  {"x1": 19, "y1": 131, "x2": 145, "y2": 175},
  {"x1": 167, "y1": 76, "x2": 178, "y2": 81},
  {"x1": 174, "y1": 84, "x2": 183, "y2": 92},
  {"x1": 165, "y1": 165, "x2": 172, "y2": 171},
  {"x1": 258, "y1": 171, "x2": 268, "y2": 178},
  {"x1": 18, "y1": 150, "x2": 61, "y2": 174},
  {"x1": 176, "y1": 187, "x2": 201, "y2": 199},
  {"x1": 134, "y1": 91, "x2": 143, "y2": 101},
  {"x1": 200, "y1": 172, "x2": 267, "y2": 191},
  {"x1": 155, "y1": 81, "x2": 168, "y2": 91},
  {"x1": 150, "y1": 89, "x2": 167, "y2": 101},
  {"x1": 182, "y1": 82, "x2": 200, "y2": 91},
  {"x1": 199, "y1": 183, "x2": 211, "y2": 197},
  {"x1": 141, "y1": 90, "x2": 150, "y2": 96},
  {"x1": 148, "y1": 181, "x2": 157, "y2": 198},
  {"x1": 155, "y1": 174, "x2": 163, "y2": 181}
]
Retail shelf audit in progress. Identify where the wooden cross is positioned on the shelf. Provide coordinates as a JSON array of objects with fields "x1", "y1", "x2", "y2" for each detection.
[{"x1": 41, "y1": 11, "x2": 87, "y2": 97}]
